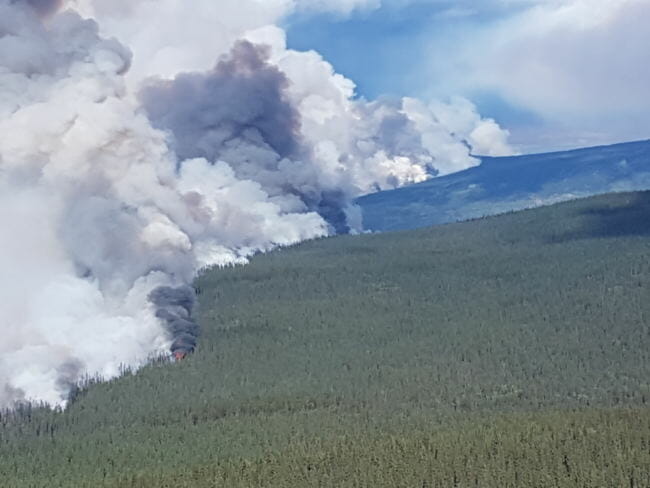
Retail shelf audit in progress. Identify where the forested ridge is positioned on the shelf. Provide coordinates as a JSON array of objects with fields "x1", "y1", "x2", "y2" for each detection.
[{"x1": 2, "y1": 191, "x2": 650, "y2": 487}]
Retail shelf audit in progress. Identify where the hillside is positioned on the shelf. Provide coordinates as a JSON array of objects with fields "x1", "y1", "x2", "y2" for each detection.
[
  {"x1": 358, "y1": 139, "x2": 650, "y2": 231},
  {"x1": 2, "y1": 191, "x2": 650, "y2": 487}
]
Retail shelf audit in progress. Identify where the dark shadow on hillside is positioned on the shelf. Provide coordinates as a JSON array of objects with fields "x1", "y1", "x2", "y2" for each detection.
[{"x1": 549, "y1": 192, "x2": 650, "y2": 243}]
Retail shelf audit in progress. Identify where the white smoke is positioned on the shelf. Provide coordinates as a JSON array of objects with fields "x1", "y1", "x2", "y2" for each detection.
[{"x1": 0, "y1": 0, "x2": 512, "y2": 408}]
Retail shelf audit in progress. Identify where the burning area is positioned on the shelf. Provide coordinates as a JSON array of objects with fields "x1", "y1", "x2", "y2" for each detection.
[
  {"x1": 0, "y1": 0, "x2": 512, "y2": 409},
  {"x1": 149, "y1": 286, "x2": 200, "y2": 360}
]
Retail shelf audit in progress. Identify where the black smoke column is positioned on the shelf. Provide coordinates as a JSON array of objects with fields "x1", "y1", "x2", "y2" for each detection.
[{"x1": 148, "y1": 286, "x2": 200, "y2": 359}]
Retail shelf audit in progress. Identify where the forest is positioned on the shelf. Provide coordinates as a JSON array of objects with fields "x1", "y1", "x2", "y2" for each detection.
[{"x1": 2, "y1": 191, "x2": 650, "y2": 487}]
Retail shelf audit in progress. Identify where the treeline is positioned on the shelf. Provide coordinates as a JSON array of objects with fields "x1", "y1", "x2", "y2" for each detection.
[{"x1": 116, "y1": 408, "x2": 650, "y2": 488}]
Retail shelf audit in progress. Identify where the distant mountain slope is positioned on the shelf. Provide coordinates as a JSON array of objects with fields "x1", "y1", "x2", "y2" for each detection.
[{"x1": 357, "y1": 139, "x2": 650, "y2": 231}]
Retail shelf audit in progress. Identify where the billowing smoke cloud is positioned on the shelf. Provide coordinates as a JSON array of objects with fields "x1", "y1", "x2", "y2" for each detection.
[
  {"x1": 140, "y1": 40, "x2": 353, "y2": 233},
  {"x1": 141, "y1": 41, "x2": 300, "y2": 163},
  {"x1": 0, "y1": 0, "x2": 512, "y2": 408}
]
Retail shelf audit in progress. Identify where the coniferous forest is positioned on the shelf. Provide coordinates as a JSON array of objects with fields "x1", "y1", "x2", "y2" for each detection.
[{"x1": 2, "y1": 191, "x2": 650, "y2": 487}]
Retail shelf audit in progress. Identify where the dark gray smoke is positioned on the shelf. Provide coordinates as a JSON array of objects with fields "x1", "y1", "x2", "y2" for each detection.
[
  {"x1": 15, "y1": 0, "x2": 61, "y2": 16},
  {"x1": 140, "y1": 40, "x2": 353, "y2": 233},
  {"x1": 141, "y1": 40, "x2": 300, "y2": 162},
  {"x1": 362, "y1": 98, "x2": 435, "y2": 163},
  {"x1": 55, "y1": 360, "x2": 83, "y2": 402},
  {"x1": 315, "y1": 190, "x2": 350, "y2": 235},
  {"x1": 148, "y1": 286, "x2": 200, "y2": 358}
]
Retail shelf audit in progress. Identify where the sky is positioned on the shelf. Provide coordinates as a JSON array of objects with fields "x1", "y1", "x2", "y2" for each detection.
[{"x1": 286, "y1": 0, "x2": 650, "y2": 153}]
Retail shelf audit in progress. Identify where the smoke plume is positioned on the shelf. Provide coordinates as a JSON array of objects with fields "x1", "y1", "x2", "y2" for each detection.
[
  {"x1": 149, "y1": 286, "x2": 199, "y2": 359},
  {"x1": 141, "y1": 41, "x2": 301, "y2": 163},
  {"x1": 0, "y1": 0, "x2": 513, "y2": 408}
]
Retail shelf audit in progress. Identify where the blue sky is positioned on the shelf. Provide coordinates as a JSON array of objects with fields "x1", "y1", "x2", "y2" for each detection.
[
  {"x1": 287, "y1": 1, "x2": 526, "y2": 99},
  {"x1": 285, "y1": 0, "x2": 650, "y2": 153}
]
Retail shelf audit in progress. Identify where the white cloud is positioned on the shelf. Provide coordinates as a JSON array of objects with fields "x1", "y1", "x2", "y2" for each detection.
[
  {"x1": 425, "y1": 0, "x2": 650, "y2": 147},
  {"x1": 477, "y1": 0, "x2": 650, "y2": 116},
  {"x1": 294, "y1": 0, "x2": 380, "y2": 15}
]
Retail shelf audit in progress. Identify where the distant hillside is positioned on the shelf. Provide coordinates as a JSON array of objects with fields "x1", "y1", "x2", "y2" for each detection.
[
  {"x1": 3, "y1": 192, "x2": 650, "y2": 487},
  {"x1": 358, "y1": 139, "x2": 650, "y2": 231}
]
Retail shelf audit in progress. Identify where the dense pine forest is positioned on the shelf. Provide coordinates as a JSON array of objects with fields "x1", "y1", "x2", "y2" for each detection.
[{"x1": 2, "y1": 191, "x2": 650, "y2": 487}]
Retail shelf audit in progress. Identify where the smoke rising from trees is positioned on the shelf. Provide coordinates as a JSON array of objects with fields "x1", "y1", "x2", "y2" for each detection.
[{"x1": 0, "y1": 0, "x2": 513, "y2": 408}]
